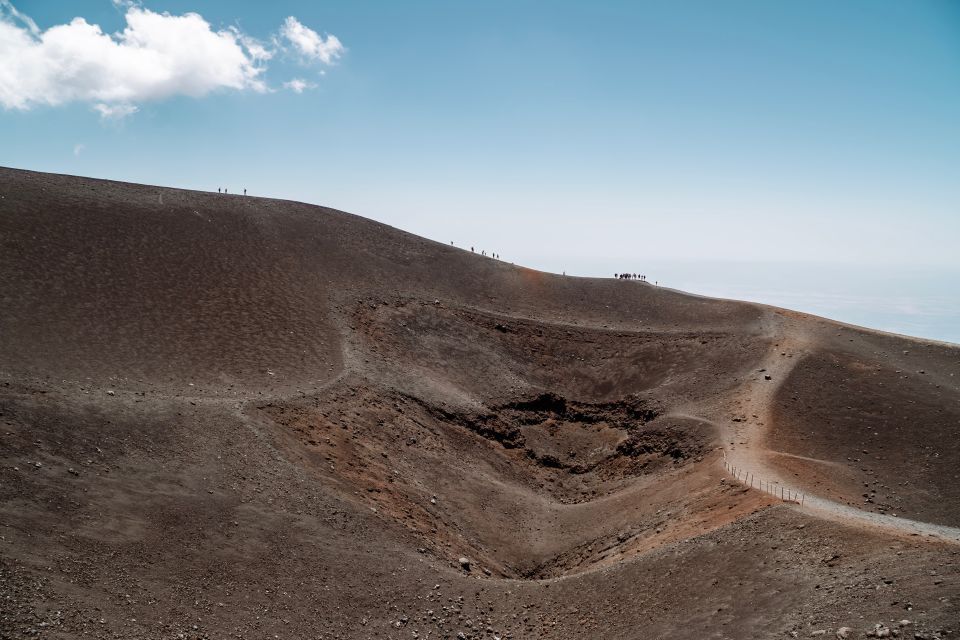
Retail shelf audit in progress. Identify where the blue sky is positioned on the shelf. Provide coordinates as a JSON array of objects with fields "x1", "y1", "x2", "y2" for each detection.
[{"x1": 2, "y1": 0, "x2": 959, "y2": 277}]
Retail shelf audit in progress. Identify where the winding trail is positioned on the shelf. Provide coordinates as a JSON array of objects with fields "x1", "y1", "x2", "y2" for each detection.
[{"x1": 686, "y1": 309, "x2": 960, "y2": 545}]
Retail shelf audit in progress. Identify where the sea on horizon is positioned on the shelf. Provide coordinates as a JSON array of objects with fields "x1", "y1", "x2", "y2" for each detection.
[
  {"x1": 646, "y1": 261, "x2": 960, "y2": 346},
  {"x1": 537, "y1": 259, "x2": 960, "y2": 346}
]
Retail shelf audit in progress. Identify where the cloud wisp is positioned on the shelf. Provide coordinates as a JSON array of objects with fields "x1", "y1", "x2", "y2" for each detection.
[
  {"x1": 0, "y1": 0, "x2": 37, "y2": 34},
  {"x1": 283, "y1": 78, "x2": 316, "y2": 94},
  {"x1": 280, "y1": 16, "x2": 343, "y2": 64},
  {"x1": 0, "y1": 3, "x2": 342, "y2": 117},
  {"x1": 93, "y1": 103, "x2": 140, "y2": 120}
]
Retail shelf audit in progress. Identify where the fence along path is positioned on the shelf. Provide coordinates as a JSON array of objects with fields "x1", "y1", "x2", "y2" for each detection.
[
  {"x1": 722, "y1": 453, "x2": 803, "y2": 506},
  {"x1": 713, "y1": 310, "x2": 960, "y2": 545},
  {"x1": 721, "y1": 448, "x2": 960, "y2": 544}
]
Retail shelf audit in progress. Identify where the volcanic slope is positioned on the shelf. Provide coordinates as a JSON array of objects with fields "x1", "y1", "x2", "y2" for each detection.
[{"x1": 1, "y1": 166, "x2": 958, "y2": 639}]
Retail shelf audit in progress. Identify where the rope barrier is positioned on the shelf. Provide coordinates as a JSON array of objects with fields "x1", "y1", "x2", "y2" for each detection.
[{"x1": 722, "y1": 455, "x2": 804, "y2": 506}]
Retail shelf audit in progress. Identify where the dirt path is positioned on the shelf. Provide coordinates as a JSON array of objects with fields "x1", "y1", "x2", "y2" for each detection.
[{"x1": 689, "y1": 309, "x2": 960, "y2": 544}]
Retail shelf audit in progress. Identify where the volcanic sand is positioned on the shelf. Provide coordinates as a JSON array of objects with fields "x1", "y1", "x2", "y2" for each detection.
[{"x1": 1, "y1": 167, "x2": 959, "y2": 639}]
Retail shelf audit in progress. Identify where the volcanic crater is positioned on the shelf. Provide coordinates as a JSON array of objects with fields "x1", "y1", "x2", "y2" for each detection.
[{"x1": 2, "y1": 167, "x2": 959, "y2": 639}]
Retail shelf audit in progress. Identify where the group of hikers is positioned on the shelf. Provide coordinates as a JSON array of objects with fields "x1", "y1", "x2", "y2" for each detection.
[
  {"x1": 473, "y1": 247, "x2": 500, "y2": 259},
  {"x1": 451, "y1": 241, "x2": 501, "y2": 260},
  {"x1": 452, "y1": 240, "x2": 654, "y2": 280},
  {"x1": 217, "y1": 187, "x2": 247, "y2": 195}
]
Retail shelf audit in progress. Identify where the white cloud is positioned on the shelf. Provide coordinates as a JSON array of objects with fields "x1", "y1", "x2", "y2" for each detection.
[
  {"x1": 238, "y1": 33, "x2": 273, "y2": 63},
  {"x1": 0, "y1": 3, "x2": 342, "y2": 114},
  {"x1": 73, "y1": 143, "x2": 84, "y2": 156},
  {"x1": 283, "y1": 78, "x2": 315, "y2": 94},
  {"x1": 0, "y1": 0, "x2": 37, "y2": 35},
  {"x1": 93, "y1": 102, "x2": 138, "y2": 119},
  {"x1": 280, "y1": 16, "x2": 343, "y2": 64}
]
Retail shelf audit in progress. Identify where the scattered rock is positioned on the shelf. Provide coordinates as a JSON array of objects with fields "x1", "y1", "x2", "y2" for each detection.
[
  {"x1": 836, "y1": 628, "x2": 853, "y2": 639},
  {"x1": 458, "y1": 557, "x2": 471, "y2": 572},
  {"x1": 867, "y1": 623, "x2": 892, "y2": 638}
]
